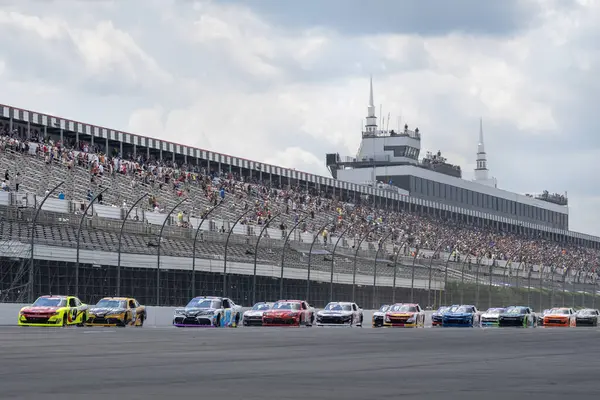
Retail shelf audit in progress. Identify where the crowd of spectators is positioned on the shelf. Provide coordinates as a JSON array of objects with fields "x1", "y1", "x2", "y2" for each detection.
[{"x1": 1, "y1": 126, "x2": 598, "y2": 280}]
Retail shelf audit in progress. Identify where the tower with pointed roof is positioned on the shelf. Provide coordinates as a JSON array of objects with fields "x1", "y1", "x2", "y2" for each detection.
[
  {"x1": 473, "y1": 118, "x2": 497, "y2": 188},
  {"x1": 365, "y1": 75, "x2": 378, "y2": 134}
]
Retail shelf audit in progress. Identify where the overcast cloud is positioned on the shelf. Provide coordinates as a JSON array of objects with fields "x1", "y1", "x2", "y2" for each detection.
[{"x1": 0, "y1": 0, "x2": 599, "y2": 235}]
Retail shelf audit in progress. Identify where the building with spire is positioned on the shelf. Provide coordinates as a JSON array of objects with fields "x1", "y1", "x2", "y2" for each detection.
[
  {"x1": 325, "y1": 76, "x2": 569, "y2": 230},
  {"x1": 473, "y1": 118, "x2": 497, "y2": 188}
]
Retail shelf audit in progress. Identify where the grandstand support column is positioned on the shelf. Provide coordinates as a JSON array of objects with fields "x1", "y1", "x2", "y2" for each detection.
[
  {"x1": 251, "y1": 211, "x2": 283, "y2": 305},
  {"x1": 593, "y1": 277, "x2": 597, "y2": 309},
  {"x1": 191, "y1": 201, "x2": 225, "y2": 298},
  {"x1": 538, "y1": 265, "x2": 547, "y2": 312},
  {"x1": 427, "y1": 242, "x2": 447, "y2": 309},
  {"x1": 443, "y1": 250, "x2": 454, "y2": 306},
  {"x1": 550, "y1": 267, "x2": 556, "y2": 307},
  {"x1": 306, "y1": 220, "x2": 334, "y2": 304},
  {"x1": 561, "y1": 267, "x2": 570, "y2": 307},
  {"x1": 156, "y1": 198, "x2": 187, "y2": 306},
  {"x1": 223, "y1": 208, "x2": 253, "y2": 298},
  {"x1": 475, "y1": 254, "x2": 485, "y2": 307},
  {"x1": 527, "y1": 263, "x2": 533, "y2": 307},
  {"x1": 581, "y1": 272, "x2": 587, "y2": 308},
  {"x1": 369, "y1": 230, "x2": 394, "y2": 308},
  {"x1": 488, "y1": 260, "x2": 494, "y2": 309},
  {"x1": 75, "y1": 187, "x2": 108, "y2": 295},
  {"x1": 391, "y1": 240, "x2": 408, "y2": 304},
  {"x1": 330, "y1": 224, "x2": 356, "y2": 303},
  {"x1": 352, "y1": 225, "x2": 381, "y2": 302},
  {"x1": 117, "y1": 193, "x2": 149, "y2": 296},
  {"x1": 279, "y1": 214, "x2": 309, "y2": 300},
  {"x1": 410, "y1": 248, "x2": 421, "y2": 303},
  {"x1": 28, "y1": 180, "x2": 64, "y2": 303}
]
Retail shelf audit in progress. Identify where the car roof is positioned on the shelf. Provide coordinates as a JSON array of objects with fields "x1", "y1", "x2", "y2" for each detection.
[
  {"x1": 101, "y1": 297, "x2": 132, "y2": 301},
  {"x1": 276, "y1": 300, "x2": 303, "y2": 303},
  {"x1": 327, "y1": 301, "x2": 353, "y2": 305},
  {"x1": 193, "y1": 296, "x2": 223, "y2": 300},
  {"x1": 39, "y1": 295, "x2": 69, "y2": 299}
]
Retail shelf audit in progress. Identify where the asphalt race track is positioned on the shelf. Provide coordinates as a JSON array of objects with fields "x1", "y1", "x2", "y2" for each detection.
[{"x1": 1, "y1": 326, "x2": 600, "y2": 400}]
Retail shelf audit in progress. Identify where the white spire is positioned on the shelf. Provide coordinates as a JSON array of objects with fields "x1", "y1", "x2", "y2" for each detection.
[
  {"x1": 474, "y1": 118, "x2": 496, "y2": 187},
  {"x1": 477, "y1": 117, "x2": 485, "y2": 154},
  {"x1": 365, "y1": 75, "x2": 377, "y2": 134}
]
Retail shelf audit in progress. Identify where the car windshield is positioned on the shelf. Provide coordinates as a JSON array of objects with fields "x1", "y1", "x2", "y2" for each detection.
[
  {"x1": 252, "y1": 303, "x2": 271, "y2": 311},
  {"x1": 436, "y1": 307, "x2": 450, "y2": 313},
  {"x1": 186, "y1": 298, "x2": 221, "y2": 309},
  {"x1": 324, "y1": 303, "x2": 352, "y2": 311},
  {"x1": 32, "y1": 297, "x2": 66, "y2": 307},
  {"x1": 485, "y1": 308, "x2": 504, "y2": 314},
  {"x1": 95, "y1": 299, "x2": 126, "y2": 308},
  {"x1": 455, "y1": 306, "x2": 472, "y2": 313},
  {"x1": 505, "y1": 307, "x2": 527, "y2": 314},
  {"x1": 389, "y1": 305, "x2": 417, "y2": 312},
  {"x1": 550, "y1": 308, "x2": 570, "y2": 315},
  {"x1": 272, "y1": 302, "x2": 301, "y2": 310},
  {"x1": 378, "y1": 305, "x2": 390, "y2": 312}
]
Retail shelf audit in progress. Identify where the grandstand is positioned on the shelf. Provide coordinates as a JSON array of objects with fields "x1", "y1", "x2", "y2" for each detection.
[{"x1": 0, "y1": 101, "x2": 598, "y2": 309}]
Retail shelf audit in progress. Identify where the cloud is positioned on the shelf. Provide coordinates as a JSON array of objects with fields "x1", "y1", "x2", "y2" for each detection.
[{"x1": 1, "y1": 0, "x2": 600, "y2": 236}]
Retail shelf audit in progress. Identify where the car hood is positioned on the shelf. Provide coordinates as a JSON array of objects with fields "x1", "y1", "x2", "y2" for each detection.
[
  {"x1": 444, "y1": 312, "x2": 473, "y2": 317},
  {"x1": 244, "y1": 310, "x2": 266, "y2": 317},
  {"x1": 264, "y1": 310, "x2": 299, "y2": 316},
  {"x1": 386, "y1": 312, "x2": 416, "y2": 317},
  {"x1": 317, "y1": 311, "x2": 352, "y2": 316},
  {"x1": 500, "y1": 313, "x2": 525, "y2": 317},
  {"x1": 481, "y1": 313, "x2": 501, "y2": 318},
  {"x1": 20, "y1": 306, "x2": 61, "y2": 314},
  {"x1": 90, "y1": 307, "x2": 126, "y2": 315},
  {"x1": 177, "y1": 308, "x2": 218, "y2": 315},
  {"x1": 544, "y1": 313, "x2": 569, "y2": 318}
]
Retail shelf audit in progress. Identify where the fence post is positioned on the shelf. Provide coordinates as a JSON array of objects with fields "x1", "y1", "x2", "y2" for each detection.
[
  {"x1": 410, "y1": 248, "x2": 420, "y2": 303},
  {"x1": 29, "y1": 181, "x2": 64, "y2": 303},
  {"x1": 156, "y1": 198, "x2": 187, "y2": 306},
  {"x1": 371, "y1": 230, "x2": 394, "y2": 308},
  {"x1": 191, "y1": 201, "x2": 224, "y2": 298},
  {"x1": 427, "y1": 242, "x2": 446, "y2": 309},
  {"x1": 306, "y1": 220, "x2": 333, "y2": 304},
  {"x1": 279, "y1": 214, "x2": 308, "y2": 300},
  {"x1": 223, "y1": 208, "x2": 253, "y2": 299},
  {"x1": 75, "y1": 187, "x2": 107, "y2": 296},
  {"x1": 252, "y1": 212, "x2": 282, "y2": 304},
  {"x1": 117, "y1": 192, "x2": 149, "y2": 297},
  {"x1": 352, "y1": 225, "x2": 379, "y2": 301},
  {"x1": 330, "y1": 224, "x2": 355, "y2": 303}
]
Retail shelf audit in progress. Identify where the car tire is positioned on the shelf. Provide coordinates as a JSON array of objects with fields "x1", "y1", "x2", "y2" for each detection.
[
  {"x1": 62, "y1": 314, "x2": 68, "y2": 327},
  {"x1": 139, "y1": 315, "x2": 145, "y2": 327},
  {"x1": 216, "y1": 314, "x2": 221, "y2": 328}
]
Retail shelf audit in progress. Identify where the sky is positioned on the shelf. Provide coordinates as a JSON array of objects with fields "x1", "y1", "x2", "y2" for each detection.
[{"x1": 0, "y1": 0, "x2": 599, "y2": 235}]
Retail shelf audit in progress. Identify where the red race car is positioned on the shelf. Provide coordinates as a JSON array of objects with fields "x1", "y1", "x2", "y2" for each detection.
[{"x1": 262, "y1": 300, "x2": 314, "y2": 327}]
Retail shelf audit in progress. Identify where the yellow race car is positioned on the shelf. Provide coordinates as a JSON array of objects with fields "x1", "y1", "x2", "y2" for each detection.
[
  {"x1": 18, "y1": 295, "x2": 88, "y2": 327},
  {"x1": 85, "y1": 297, "x2": 146, "y2": 327}
]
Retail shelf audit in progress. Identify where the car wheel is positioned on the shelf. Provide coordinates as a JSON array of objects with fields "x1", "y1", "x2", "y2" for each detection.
[
  {"x1": 139, "y1": 315, "x2": 145, "y2": 327},
  {"x1": 62, "y1": 314, "x2": 68, "y2": 327},
  {"x1": 234, "y1": 313, "x2": 240, "y2": 327},
  {"x1": 359, "y1": 314, "x2": 363, "y2": 327},
  {"x1": 216, "y1": 314, "x2": 221, "y2": 327}
]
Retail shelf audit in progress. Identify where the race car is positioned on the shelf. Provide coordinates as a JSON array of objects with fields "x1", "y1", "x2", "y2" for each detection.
[
  {"x1": 543, "y1": 307, "x2": 576, "y2": 327},
  {"x1": 383, "y1": 303, "x2": 425, "y2": 327},
  {"x1": 18, "y1": 295, "x2": 88, "y2": 327},
  {"x1": 372, "y1": 304, "x2": 390, "y2": 328},
  {"x1": 262, "y1": 300, "x2": 314, "y2": 327},
  {"x1": 480, "y1": 307, "x2": 506, "y2": 326},
  {"x1": 498, "y1": 306, "x2": 537, "y2": 327},
  {"x1": 432, "y1": 305, "x2": 458, "y2": 326},
  {"x1": 242, "y1": 302, "x2": 273, "y2": 326},
  {"x1": 316, "y1": 302, "x2": 363, "y2": 327},
  {"x1": 575, "y1": 308, "x2": 600, "y2": 327},
  {"x1": 173, "y1": 296, "x2": 242, "y2": 327},
  {"x1": 539, "y1": 309, "x2": 552, "y2": 326},
  {"x1": 86, "y1": 297, "x2": 146, "y2": 327},
  {"x1": 442, "y1": 304, "x2": 480, "y2": 327}
]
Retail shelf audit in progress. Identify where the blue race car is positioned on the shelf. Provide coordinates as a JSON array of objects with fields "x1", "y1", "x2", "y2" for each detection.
[
  {"x1": 442, "y1": 305, "x2": 480, "y2": 327},
  {"x1": 498, "y1": 306, "x2": 537, "y2": 327},
  {"x1": 431, "y1": 305, "x2": 458, "y2": 326}
]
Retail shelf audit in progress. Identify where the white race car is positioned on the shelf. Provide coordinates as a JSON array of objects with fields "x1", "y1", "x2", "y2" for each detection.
[
  {"x1": 316, "y1": 302, "x2": 363, "y2": 327},
  {"x1": 243, "y1": 302, "x2": 273, "y2": 326},
  {"x1": 372, "y1": 304, "x2": 390, "y2": 327}
]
